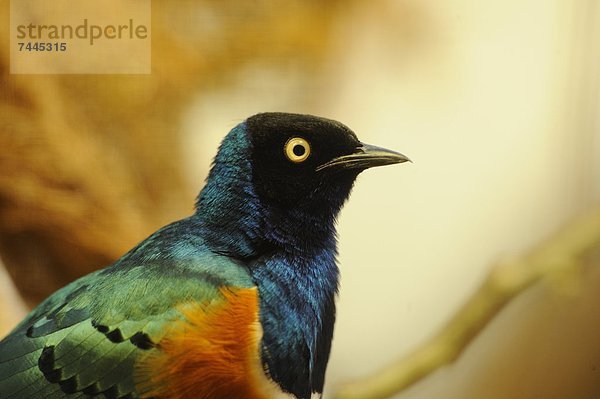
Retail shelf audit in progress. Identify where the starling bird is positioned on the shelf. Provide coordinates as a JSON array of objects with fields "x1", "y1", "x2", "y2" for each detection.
[{"x1": 0, "y1": 112, "x2": 409, "y2": 399}]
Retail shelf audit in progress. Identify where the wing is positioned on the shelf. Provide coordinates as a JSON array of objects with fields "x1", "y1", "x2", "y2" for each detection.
[
  {"x1": 0, "y1": 243, "x2": 256, "y2": 399},
  {"x1": 134, "y1": 286, "x2": 278, "y2": 399}
]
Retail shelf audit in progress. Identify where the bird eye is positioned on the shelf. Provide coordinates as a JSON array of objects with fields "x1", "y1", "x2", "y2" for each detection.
[{"x1": 284, "y1": 137, "x2": 311, "y2": 163}]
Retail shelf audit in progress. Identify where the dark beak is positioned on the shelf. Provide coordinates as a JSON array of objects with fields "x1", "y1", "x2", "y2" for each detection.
[{"x1": 316, "y1": 142, "x2": 411, "y2": 172}]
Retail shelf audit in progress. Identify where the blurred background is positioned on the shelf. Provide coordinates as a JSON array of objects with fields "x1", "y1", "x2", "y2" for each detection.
[{"x1": 1, "y1": 1, "x2": 600, "y2": 398}]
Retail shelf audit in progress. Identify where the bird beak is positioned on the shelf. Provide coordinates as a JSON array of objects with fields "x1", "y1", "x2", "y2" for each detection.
[{"x1": 316, "y1": 142, "x2": 411, "y2": 172}]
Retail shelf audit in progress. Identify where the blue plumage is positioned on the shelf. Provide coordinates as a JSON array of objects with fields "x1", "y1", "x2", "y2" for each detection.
[{"x1": 195, "y1": 122, "x2": 265, "y2": 259}]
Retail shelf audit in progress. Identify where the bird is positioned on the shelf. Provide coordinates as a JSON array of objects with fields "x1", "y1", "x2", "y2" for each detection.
[{"x1": 0, "y1": 112, "x2": 409, "y2": 399}]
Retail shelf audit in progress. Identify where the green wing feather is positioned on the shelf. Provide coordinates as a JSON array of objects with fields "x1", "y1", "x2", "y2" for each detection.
[{"x1": 0, "y1": 240, "x2": 255, "y2": 399}]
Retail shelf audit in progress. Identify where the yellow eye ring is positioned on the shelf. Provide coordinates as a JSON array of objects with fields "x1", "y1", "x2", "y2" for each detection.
[{"x1": 284, "y1": 137, "x2": 311, "y2": 163}]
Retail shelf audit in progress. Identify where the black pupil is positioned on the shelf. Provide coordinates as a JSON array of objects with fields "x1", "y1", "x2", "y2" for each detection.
[{"x1": 293, "y1": 144, "x2": 306, "y2": 157}]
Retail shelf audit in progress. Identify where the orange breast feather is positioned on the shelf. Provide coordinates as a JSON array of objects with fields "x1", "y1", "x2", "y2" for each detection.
[{"x1": 136, "y1": 287, "x2": 276, "y2": 399}]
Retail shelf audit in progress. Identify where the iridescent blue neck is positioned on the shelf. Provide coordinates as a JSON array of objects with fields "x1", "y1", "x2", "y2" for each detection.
[
  {"x1": 194, "y1": 123, "x2": 265, "y2": 258},
  {"x1": 249, "y1": 245, "x2": 339, "y2": 399}
]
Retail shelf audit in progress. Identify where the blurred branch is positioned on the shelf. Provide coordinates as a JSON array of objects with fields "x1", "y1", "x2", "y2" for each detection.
[{"x1": 333, "y1": 207, "x2": 600, "y2": 399}]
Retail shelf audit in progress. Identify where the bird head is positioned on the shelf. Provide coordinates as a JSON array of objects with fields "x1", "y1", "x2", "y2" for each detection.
[
  {"x1": 245, "y1": 112, "x2": 410, "y2": 212},
  {"x1": 196, "y1": 112, "x2": 409, "y2": 255}
]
